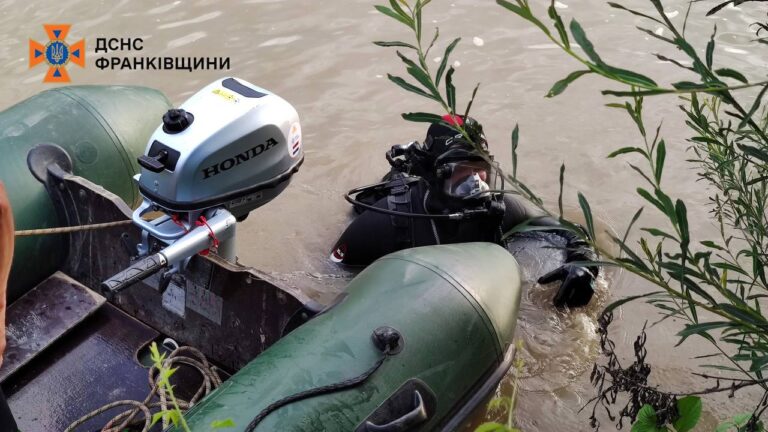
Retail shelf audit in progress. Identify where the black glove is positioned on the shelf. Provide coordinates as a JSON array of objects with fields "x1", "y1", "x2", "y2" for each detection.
[{"x1": 538, "y1": 264, "x2": 595, "y2": 308}]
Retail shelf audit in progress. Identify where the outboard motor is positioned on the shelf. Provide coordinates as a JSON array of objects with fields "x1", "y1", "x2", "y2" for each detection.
[{"x1": 101, "y1": 77, "x2": 303, "y2": 294}]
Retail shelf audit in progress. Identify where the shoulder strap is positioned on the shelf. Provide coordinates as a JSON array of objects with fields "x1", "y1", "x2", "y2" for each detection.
[{"x1": 386, "y1": 176, "x2": 416, "y2": 249}]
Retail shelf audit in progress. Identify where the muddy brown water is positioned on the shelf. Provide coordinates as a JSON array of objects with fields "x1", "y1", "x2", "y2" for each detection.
[{"x1": 1, "y1": 0, "x2": 766, "y2": 430}]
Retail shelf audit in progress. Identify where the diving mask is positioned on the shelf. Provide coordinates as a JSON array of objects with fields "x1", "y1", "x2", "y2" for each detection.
[{"x1": 443, "y1": 160, "x2": 493, "y2": 199}]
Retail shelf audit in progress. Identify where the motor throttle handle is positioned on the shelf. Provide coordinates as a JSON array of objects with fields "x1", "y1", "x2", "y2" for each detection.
[{"x1": 101, "y1": 253, "x2": 167, "y2": 295}]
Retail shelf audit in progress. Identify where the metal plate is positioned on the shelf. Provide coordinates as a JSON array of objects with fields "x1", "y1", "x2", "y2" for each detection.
[{"x1": 0, "y1": 271, "x2": 105, "y2": 382}]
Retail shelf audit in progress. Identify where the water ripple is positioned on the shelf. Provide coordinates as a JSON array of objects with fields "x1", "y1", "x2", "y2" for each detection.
[{"x1": 157, "y1": 11, "x2": 222, "y2": 30}]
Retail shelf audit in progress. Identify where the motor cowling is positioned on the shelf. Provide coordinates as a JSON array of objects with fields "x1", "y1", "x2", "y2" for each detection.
[{"x1": 136, "y1": 77, "x2": 303, "y2": 218}]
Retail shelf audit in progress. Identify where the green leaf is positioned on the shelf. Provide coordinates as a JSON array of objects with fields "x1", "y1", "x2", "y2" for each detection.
[
  {"x1": 373, "y1": 40, "x2": 418, "y2": 50},
  {"x1": 487, "y1": 396, "x2": 512, "y2": 412},
  {"x1": 446, "y1": 67, "x2": 456, "y2": 113},
  {"x1": 577, "y1": 192, "x2": 595, "y2": 241},
  {"x1": 676, "y1": 199, "x2": 689, "y2": 246},
  {"x1": 414, "y1": 0, "x2": 423, "y2": 41},
  {"x1": 677, "y1": 322, "x2": 731, "y2": 345},
  {"x1": 732, "y1": 413, "x2": 754, "y2": 425},
  {"x1": 637, "y1": 188, "x2": 666, "y2": 214},
  {"x1": 679, "y1": 277, "x2": 718, "y2": 305},
  {"x1": 602, "y1": 291, "x2": 664, "y2": 315},
  {"x1": 672, "y1": 81, "x2": 712, "y2": 91},
  {"x1": 719, "y1": 303, "x2": 768, "y2": 327},
  {"x1": 475, "y1": 422, "x2": 511, "y2": 432},
  {"x1": 640, "y1": 227, "x2": 677, "y2": 241},
  {"x1": 558, "y1": 163, "x2": 565, "y2": 219},
  {"x1": 401, "y1": 112, "x2": 444, "y2": 123},
  {"x1": 603, "y1": 88, "x2": 674, "y2": 97},
  {"x1": 511, "y1": 124, "x2": 519, "y2": 179},
  {"x1": 547, "y1": 70, "x2": 591, "y2": 97},
  {"x1": 389, "y1": 0, "x2": 409, "y2": 20},
  {"x1": 608, "y1": 147, "x2": 648, "y2": 158},
  {"x1": 387, "y1": 74, "x2": 438, "y2": 101},
  {"x1": 700, "y1": 240, "x2": 725, "y2": 251},
  {"x1": 738, "y1": 83, "x2": 768, "y2": 129},
  {"x1": 711, "y1": 262, "x2": 748, "y2": 276},
  {"x1": 374, "y1": 5, "x2": 414, "y2": 28},
  {"x1": 706, "y1": 1, "x2": 736, "y2": 16},
  {"x1": 608, "y1": 2, "x2": 664, "y2": 25},
  {"x1": 673, "y1": 396, "x2": 702, "y2": 432},
  {"x1": 701, "y1": 364, "x2": 742, "y2": 372},
  {"x1": 750, "y1": 355, "x2": 768, "y2": 372},
  {"x1": 654, "y1": 140, "x2": 666, "y2": 184},
  {"x1": 149, "y1": 342, "x2": 161, "y2": 363},
  {"x1": 496, "y1": 0, "x2": 526, "y2": 17},
  {"x1": 632, "y1": 405, "x2": 662, "y2": 432},
  {"x1": 151, "y1": 411, "x2": 165, "y2": 427},
  {"x1": 706, "y1": 26, "x2": 716, "y2": 69},
  {"x1": 656, "y1": 189, "x2": 677, "y2": 224},
  {"x1": 396, "y1": 51, "x2": 438, "y2": 98},
  {"x1": 211, "y1": 418, "x2": 237, "y2": 429},
  {"x1": 715, "y1": 68, "x2": 748, "y2": 84},
  {"x1": 602, "y1": 64, "x2": 657, "y2": 87},
  {"x1": 570, "y1": 19, "x2": 603, "y2": 64},
  {"x1": 622, "y1": 207, "x2": 644, "y2": 245},
  {"x1": 167, "y1": 409, "x2": 181, "y2": 426},
  {"x1": 425, "y1": 27, "x2": 440, "y2": 57},
  {"x1": 548, "y1": 2, "x2": 570, "y2": 48},
  {"x1": 737, "y1": 143, "x2": 768, "y2": 164},
  {"x1": 436, "y1": 38, "x2": 460, "y2": 86},
  {"x1": 637, "y1": 26, "x2": 676, "y2": 45},
  {"x1": 464, "y1": 82, "x2": 481, "y2": 120},
  {"x1": 497, "y1": 0, "x2": 551, "y2": 37}
]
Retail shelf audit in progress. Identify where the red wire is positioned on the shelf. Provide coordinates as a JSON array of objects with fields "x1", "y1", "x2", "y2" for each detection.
[
  {"x1": 170, "y1": 214, "x2": 219, "y2": 256},
  {"x1": 195, "y1": 215, "x2": 219, "y2": 256},
  {"x1": 170, "y1": 213, "x2": 189, "y2": 233}
]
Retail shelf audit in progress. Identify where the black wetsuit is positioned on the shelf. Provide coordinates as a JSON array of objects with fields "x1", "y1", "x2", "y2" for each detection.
[
  {"x1": 332, "y1": 176, "x2": 595, "y2": 268},
  {"x1": 333, "y1": 117, "x2": 599, "y2": 307}
]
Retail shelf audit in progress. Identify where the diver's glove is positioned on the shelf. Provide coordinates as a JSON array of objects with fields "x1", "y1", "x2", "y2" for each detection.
[
  {"x1": 538, "y1": 229, "x2": 599, "y2": 308},
  {"x1": 538, "y1": 264, "x2": 595, "y2": 308}
]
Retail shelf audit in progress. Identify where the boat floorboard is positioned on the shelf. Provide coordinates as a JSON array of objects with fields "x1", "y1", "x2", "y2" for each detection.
[
  {"x1": 3, "y1": 303, "x2": 160, "y2": 432},
  {"x1": 1, "y1": 271, "x2": 105, "y2": 383}
]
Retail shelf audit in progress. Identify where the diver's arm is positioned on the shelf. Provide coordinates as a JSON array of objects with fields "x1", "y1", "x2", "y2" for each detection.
[
  {"x1": 528, "y1": 216, "x2": 599, "y2": 277},
  {"x1": 502, "y1": 193, "x2": 598, "y2": 307},
  {"x1": 501, "y1": 194, "x2": 598, "y2": 275}
]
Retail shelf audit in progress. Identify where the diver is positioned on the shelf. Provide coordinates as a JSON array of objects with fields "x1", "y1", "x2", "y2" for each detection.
[{"x1": 330, "y1": 115, "x2": 599, "y2": 308}]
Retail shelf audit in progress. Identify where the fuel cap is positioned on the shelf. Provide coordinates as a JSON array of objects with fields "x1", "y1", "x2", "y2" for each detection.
[{"x1": 162, "y1": 108, "x2": 194, "y2": 134}]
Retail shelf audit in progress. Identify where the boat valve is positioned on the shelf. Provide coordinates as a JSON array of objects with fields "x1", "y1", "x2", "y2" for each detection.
[{"x1": 372, "y1": 326, "x2": 404, "y2": 355}]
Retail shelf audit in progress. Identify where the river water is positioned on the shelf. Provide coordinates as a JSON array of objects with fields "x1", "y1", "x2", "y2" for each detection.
[{"x1": 1, "y1": 0, "x2": 766, "y2": 430}]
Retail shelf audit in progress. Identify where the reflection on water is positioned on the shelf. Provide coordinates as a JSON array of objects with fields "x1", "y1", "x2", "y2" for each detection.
[{"x1": 1, "y1": 0, "x2": 766, "y2": 429}]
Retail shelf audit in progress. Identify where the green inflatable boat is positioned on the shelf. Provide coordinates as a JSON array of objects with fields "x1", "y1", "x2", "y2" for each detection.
[{"x1": 0, "y1": 84, "x2": 523, "y2": 432}]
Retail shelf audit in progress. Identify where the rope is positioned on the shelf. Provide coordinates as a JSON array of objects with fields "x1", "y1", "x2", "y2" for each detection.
[
  {"x1": 14, "y1": 220, "x2": 132, "y2": 237},
  {"x1": 244, "y1": 353, "x2": 388, "y2": 431},
  {"x1": 64, "y1": 345, "x2": 223, "y2": 432}
]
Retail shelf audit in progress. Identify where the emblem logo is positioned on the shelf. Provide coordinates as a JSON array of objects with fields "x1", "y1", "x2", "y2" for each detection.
[{"x1": 29, "y1": 24, "x2": 85, "y2": 83}]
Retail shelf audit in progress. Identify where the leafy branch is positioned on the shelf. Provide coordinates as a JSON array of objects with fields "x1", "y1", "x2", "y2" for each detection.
[
  {"x1": 376, "y1": 0, "x2": 768, "y2": 430},
  {"x1": 496, "y1": 0, "x2": 768, "y2": 430}
]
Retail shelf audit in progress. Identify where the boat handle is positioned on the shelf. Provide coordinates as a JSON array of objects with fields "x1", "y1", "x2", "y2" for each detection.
[
  {"x1": 364, "y1": 390, "x2": 428, "y2": 432},
  {"x1": 101, "y1": 253, "x2": 167, "y2": 295}
]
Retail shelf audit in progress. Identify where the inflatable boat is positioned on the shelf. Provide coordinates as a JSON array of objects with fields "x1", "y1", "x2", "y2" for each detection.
[{"x1": 0, "y1": 80, "x2": 523, "y2": 431}]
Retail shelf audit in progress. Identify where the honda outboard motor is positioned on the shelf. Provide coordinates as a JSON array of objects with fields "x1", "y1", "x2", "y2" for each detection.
[{"x1": 102, "y1": 77, "x2": 303, "y2": 294}]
